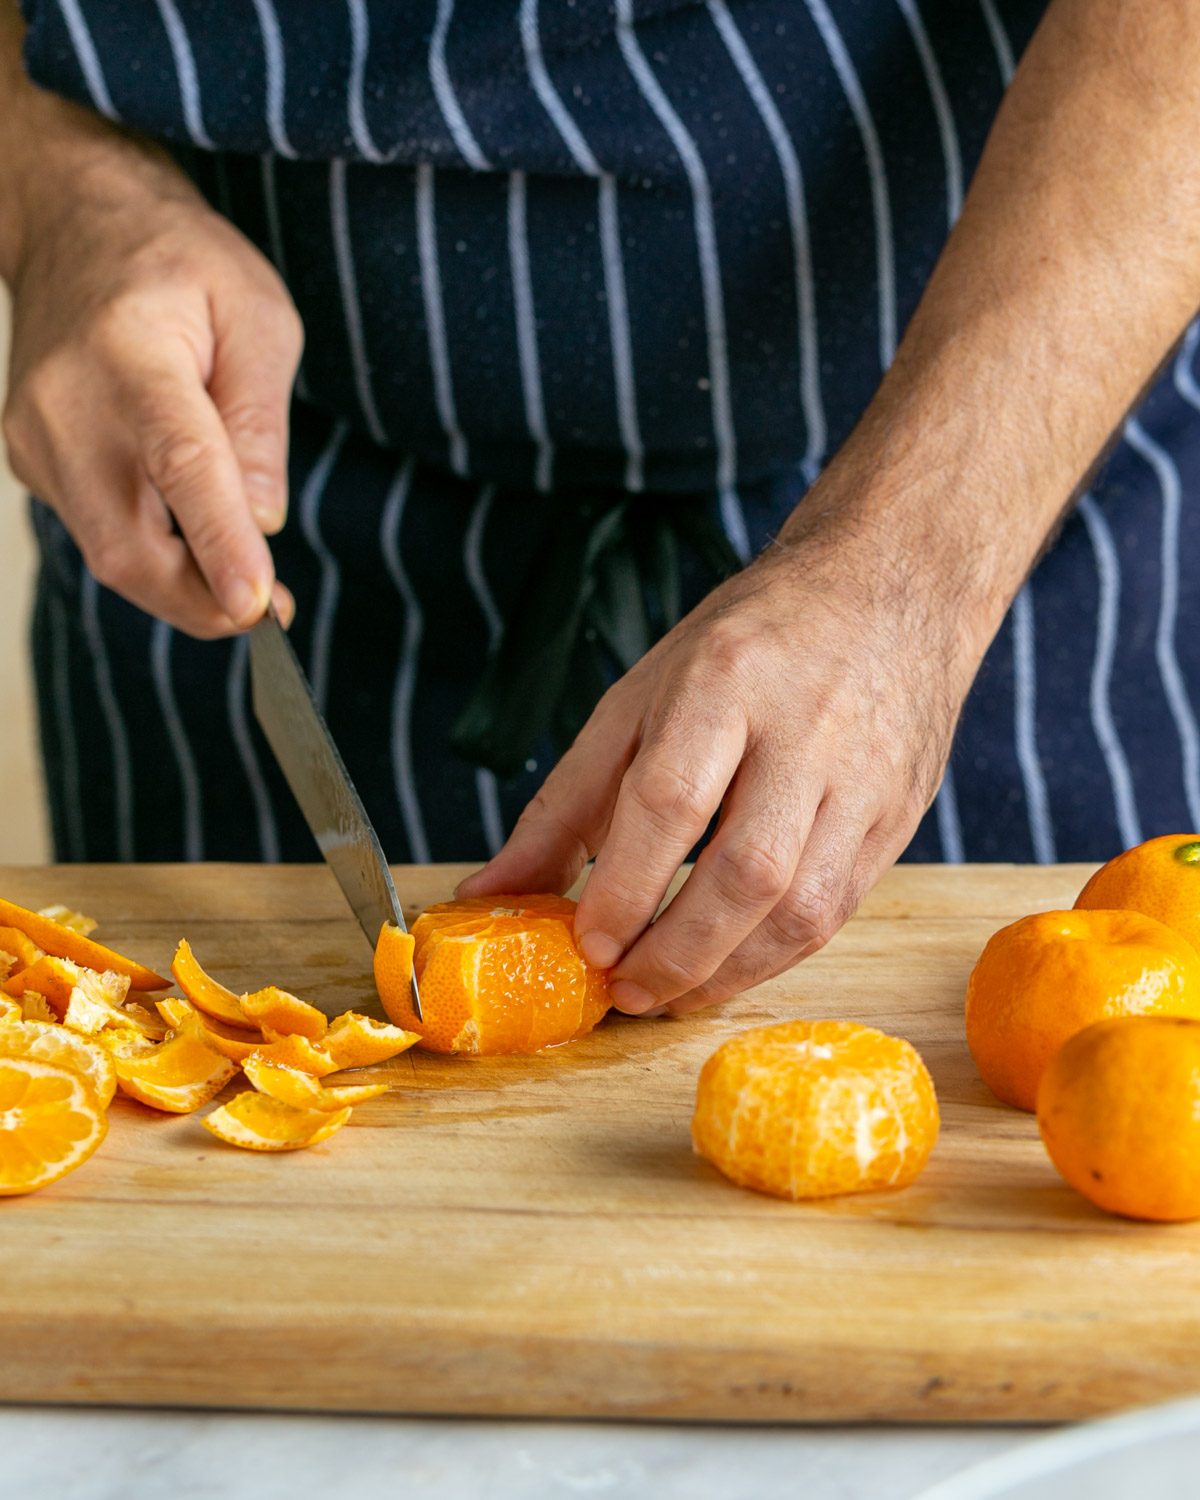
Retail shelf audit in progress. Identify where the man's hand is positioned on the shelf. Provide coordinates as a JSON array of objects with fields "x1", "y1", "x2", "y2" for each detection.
[
  {"x1": 466, "y1": 0, "x2": 1200, "y2": 1013},
  {"x1": 460, "y1": 502, "x2": 973, "y2": 1015},
  {"x1": 0, "y1": 5, "x2": 300, "y2": 637}
]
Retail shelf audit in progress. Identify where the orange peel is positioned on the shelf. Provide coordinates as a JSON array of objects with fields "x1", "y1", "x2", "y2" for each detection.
[
  {"x1": 249, "y1": 1033, "x2": 339, "y2": 1076},
  {"x1": 243, "y1": 1053, "x2": 388, "y2": 1111},
  {"x1": 202, "y1": 1092, "x2": 352, "y2": 1151},
  {"x1": 112, "y1": 1030, "x2": 238, "y2": 1113},
  {"x1": 321, "y1": 1011, "x2": 419, "y2": 1071},
  {"x1": 171, "y1": 939, "x2": 259, "y2": 1029},
  {"x1": 155, "y1": 997, "x2": 261, "y2": 1062},
  {"x1": 239, "y1": 985, "x2": 327, "y2": 1041},
  {"x1": 0, "y1": 896, "x2": 166, "y2": 989},
  {"x1": 4, "y1": 955, "x2": 87, "y2": 1015}
]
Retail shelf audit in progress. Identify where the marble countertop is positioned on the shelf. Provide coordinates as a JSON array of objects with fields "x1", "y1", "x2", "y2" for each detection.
[{"x1": 0, "y1": 1408, "x2": 1041, "y2": 1500}]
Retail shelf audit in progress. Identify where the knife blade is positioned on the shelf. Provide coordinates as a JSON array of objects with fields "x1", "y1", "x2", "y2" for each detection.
[{"x1": 249, "y1": 605, "x2": 421, "y2": 1020}]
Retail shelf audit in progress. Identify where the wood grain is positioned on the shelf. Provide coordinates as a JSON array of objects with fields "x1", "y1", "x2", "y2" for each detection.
[{"x1": 1, "y1": 861, "x2": 1196, "y2": 1424}]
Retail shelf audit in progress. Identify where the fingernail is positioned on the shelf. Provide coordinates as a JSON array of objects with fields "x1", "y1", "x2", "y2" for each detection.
[
  {"x1": 579, "y1": 932, "x2": 623, "y2": 969},
  {"x1": 225, "y1": 577, "x2": 265, "y2": 627},
  {"x1": 609, "y1": 979, "x2": 660, "y2": 1015},
  {"x1": 251, "y1": 500, "x2": 286, "y2": 535},
  {"x1": 271, "y1": 582, "x2": 295, "y2": 628}
]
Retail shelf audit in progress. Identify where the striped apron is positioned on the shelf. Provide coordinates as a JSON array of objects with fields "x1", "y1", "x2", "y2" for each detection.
[{"x1": 19, "y1": 0, "x2": 1200, "y2": 865}]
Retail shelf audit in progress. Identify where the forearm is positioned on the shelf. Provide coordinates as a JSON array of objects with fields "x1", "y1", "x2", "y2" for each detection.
[
  {"x1": 782, "y1": 0, "x2": 1200, "y2": 664},
  {"x1": 0, "y1": 3, "x2": 193, "y2": 285}
]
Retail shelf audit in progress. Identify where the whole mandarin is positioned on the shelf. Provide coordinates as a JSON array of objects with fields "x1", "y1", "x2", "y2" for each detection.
[
  {"x1": 1038, "y1": 1015, "x2": 1200, "y2": 1221},
  {"x1": 965, "y1": 908, "x2": 1200, "y2": 1112},
  {"x1": 1076, "y1": 834, "x2": 1200, "y2": 956}
]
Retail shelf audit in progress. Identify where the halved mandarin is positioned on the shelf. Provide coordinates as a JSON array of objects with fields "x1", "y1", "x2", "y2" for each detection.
[
  {"x1": 0, "y1": 897, "x2": 166, "y2": 989},
  {"x1": 692, "y1": 1020, "x2": 940, "y2": 1201},
  {"x1": 112, "y1": 1031, "x2": 238, "y2": 1113},
  {"x1": 202, "y1": 1092, "x2": 352, "y2": 1151},
  {"x1": 322, "y1": 1012, "x2": 419, "y2": 1071},
  {"x1": 0, "y1": 1019, "x2": 117, "y2": 1108},
  {"x1": 243, "y1": 1054, "x2": 389, "y2": 1111},
  {"x1": 239, "y1": 986, "x2": 327, "y2": 1041},
  {"x1": 376, "y1": 894, "x2": 611, "y2": 1055},
  {"x1": 170, "y1": 940, "x2": 258, "y2": 1029},
  {"x1": 0, "y1": 1055, "x2": 108, "y2": 1195}
]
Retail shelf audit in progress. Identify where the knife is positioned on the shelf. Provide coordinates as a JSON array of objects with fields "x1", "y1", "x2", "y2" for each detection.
[{"x1": 249, "y1": 605, "x2": 422, "y2": 1020}]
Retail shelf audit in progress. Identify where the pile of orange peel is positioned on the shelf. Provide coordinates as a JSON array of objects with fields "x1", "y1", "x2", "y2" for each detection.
[{"x1": 0, "y1": 897, "x2": 418, "y2": 1196}]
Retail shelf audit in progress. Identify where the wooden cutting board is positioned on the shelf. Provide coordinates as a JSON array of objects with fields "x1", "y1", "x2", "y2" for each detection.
[{"x1": 2, "y1": 861, "x2": 1198, "y2": 1424}]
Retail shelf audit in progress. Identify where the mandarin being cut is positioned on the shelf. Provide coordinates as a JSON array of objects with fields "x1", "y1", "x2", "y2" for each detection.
[
  {"x1": 375, "y1": 894, "x2": 611, "y2": 1055},
  {"x1": 692, "y1": 1020, "x2": 939, "y2": 1202},
  {"x1": 0, "y1": 1054, "x2": 108, "y2": 1196},
  {"x1": 966, "y1": 908, "x2": 1200, "y2": 1112},
  {"x1": 1038, "y1": 1016, "x2": 1200, "y2": 1221},
  {"x1": 1076, "y1": 834, "x2": 1200, "y2": 954}
]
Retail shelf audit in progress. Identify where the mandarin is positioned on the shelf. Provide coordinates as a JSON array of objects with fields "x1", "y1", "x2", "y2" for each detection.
[
  {"x1": 376, "y1": 894, "x2": 611, "y2": 1054},
  {"x1": 966, "y1": 908, "x2": 1200, "y2": 1111},
  {"x1": 1038, "y1": 1016, "x2": 1200, "y2": 1221},
  {"x1": 1076, "y1": 834, "x2": 1200, "y2": 954},
  {"x1": 692, "y1": 1020, "x2": 939, "y2": 1201}
]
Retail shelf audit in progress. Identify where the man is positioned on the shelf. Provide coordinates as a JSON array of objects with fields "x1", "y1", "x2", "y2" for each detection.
[{"x1": 2, "y1": 0, "x2": 1199, "y2": 1019}]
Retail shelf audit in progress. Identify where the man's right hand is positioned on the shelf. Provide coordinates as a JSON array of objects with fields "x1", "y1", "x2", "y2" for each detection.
[{"x1": 0, "y1": 8, "x2": 301, "y2": 637}]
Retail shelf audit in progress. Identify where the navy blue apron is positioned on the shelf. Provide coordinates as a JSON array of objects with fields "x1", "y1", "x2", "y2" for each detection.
[{"x1": 19, "y1": 0, "x2": 1200, "y2": 864}]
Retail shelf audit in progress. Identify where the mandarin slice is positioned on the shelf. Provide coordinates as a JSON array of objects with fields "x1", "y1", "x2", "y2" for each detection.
[
  {"x1": 0, "y1": 992, "x2": 21, "y2": 1021},
  {"x1": 692, "y1": 1020, "x2": 940, "y2": 1201},
  {"x1": 238, "y1": 986, "x2": 327, "y2": 1041},
  {"x1": 322, "y1": 1011, "x2": 420, "y2": 1070},
  {"x1": 112, "y1": 1031, "x2": 238, "y2": 1113},
  {"x1": 202, "y1": 1092, "x2": 352, "y2": 1151},
  {"x1": 376, "y1": 894, "x2": 611, "y2": 1055},
  {"x1": 0, "y1": 1019, "x2": 117, "y2": 1107},
  {"x1": 243, "y1": 1054, "x2": 388, "y2": 1111},
  {"x1": 0, "y1": 897, "x2": 165, "y2": 989},
  {"x1": 170, "y1": 940, "x2": 259, "y2": 1029},
  {"x1": 0, "y1": 1056, "x2": 108, "y2": 1195}
]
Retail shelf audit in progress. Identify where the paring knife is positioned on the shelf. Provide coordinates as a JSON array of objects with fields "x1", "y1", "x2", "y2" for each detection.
[{"x1": 249, "y1": 604, "x2": 422, "y2": 1020}]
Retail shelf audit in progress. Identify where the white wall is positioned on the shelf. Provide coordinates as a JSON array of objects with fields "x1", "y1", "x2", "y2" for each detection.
[{"x1": 0, "y1": 289, "x2": 52, "y2": 862}]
